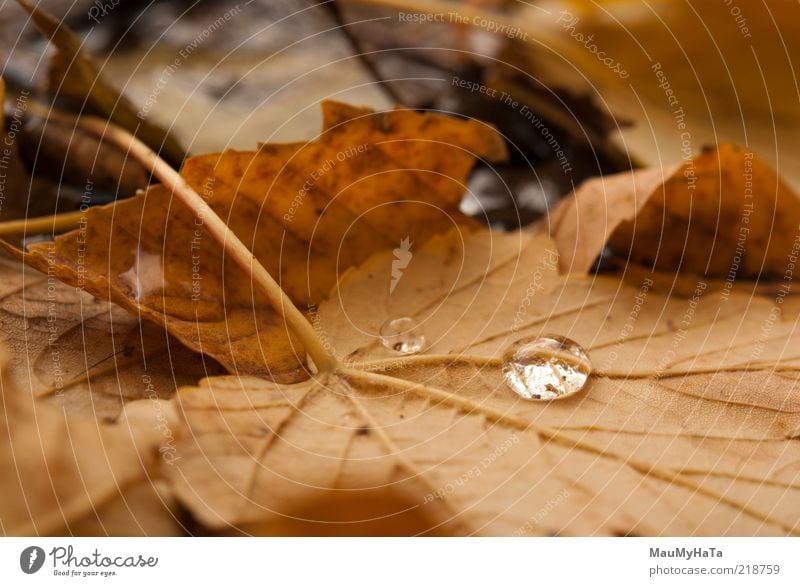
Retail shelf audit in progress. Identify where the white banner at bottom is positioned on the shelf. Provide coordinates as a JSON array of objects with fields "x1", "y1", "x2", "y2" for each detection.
[{"x1": 0, "y1": 537, "x2": 796, "y2": 585}]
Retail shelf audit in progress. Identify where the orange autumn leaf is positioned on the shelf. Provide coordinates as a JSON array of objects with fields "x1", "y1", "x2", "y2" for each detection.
[{"x1": 5, "y1": 101, "x2": 506, "y2": 381}]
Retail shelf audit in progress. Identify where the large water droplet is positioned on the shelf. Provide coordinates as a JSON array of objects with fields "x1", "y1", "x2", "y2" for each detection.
[
  {"x1": 502, "y1": 335, "x2": 591, "y2": 401},
  {"x1": 119, "y1": 250, "x2": 164, "y2": 302},
  {"x1": 379, "y1": 317, "x2": 425, "y2": 354}
]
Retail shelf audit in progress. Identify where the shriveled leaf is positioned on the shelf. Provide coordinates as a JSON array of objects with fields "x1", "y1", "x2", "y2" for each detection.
[
  {"x1": 166, "y1": 227, "x2": 800, "y2": 536},
  {"x1": 21, "y1": 115, "x2": 149, "y2": 196},
  {"x1": 550, "y1": 145, "x2": 800, "y2": 276},
  {"x1": 17, "y1": 0, "x2": 185, "y2": 166},
  {"x1": 7, "y1": 101, "x2": 506, "y2": 380}
]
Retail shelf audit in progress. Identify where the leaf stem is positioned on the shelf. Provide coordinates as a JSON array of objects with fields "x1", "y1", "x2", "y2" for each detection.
[
  {"x1": 0, "y1": 209, "x2": 86, "y2": 237},
  {"x1": 75, "y1": 116, "x2": 339, "y2": 374},
  {"x1": 353, "y1": 353, "x2": 800, "y2": 378}
]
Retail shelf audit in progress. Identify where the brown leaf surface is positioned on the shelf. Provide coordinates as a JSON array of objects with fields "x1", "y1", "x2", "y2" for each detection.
[
  {"x1": 550, "y1": 145, "x2": 800, "y2": 276},
  {"x1": 0, "y1": 255, "x2": 220, "y2": 420},
  {"x1": 165, "y1": 227, "x2": 800, "y2": 536},
  {"x1": 0, "y1": 336, "x2": 181, "y2": 535},
  {"x1": 6, "y1": 101, "x2": 506, "y2": 381},
  {"x1": 64, "y1": 480, "x2": 185, "y2": 537},
  {"x1": 0, "y1": 253, "x2": 203, "y2": 535}
]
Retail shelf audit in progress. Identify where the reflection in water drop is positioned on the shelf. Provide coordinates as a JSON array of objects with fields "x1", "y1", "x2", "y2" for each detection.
[
  {"x1": 502, "y1": 335, "x2": 591, "y2": 401},
  {"x1": 379, "y1": 317, "x2": 425, "y2": 354},
  {"x1": 119, "y1": 251, "x2": 164, "y2": 302}
]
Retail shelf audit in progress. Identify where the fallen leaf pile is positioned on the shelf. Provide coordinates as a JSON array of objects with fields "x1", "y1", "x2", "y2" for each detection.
[{"x1": 2, "y1": 98, "x2": 800, "y2": 535}]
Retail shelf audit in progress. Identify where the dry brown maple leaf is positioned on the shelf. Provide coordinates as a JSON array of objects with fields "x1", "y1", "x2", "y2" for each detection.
[
  {"x1": 550, "y1": 145, "x2": 800, "y2": 276},
  {"x1": 165, "y1": 227, "x2": 800, "y2": 536},
  {"x1": 5, "y1": 101, "x2": 506, "y2": 382}
]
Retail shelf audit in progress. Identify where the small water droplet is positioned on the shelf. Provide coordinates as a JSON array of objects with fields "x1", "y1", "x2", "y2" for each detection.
[
  {"x1": 379, "y1": 317, "x2": 425, "y2": 354},
  {"x1": 502, "y1": 335, "x2": 591, "y2": 401}
]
